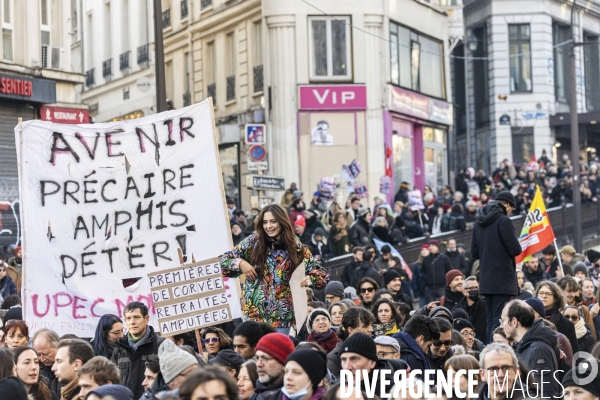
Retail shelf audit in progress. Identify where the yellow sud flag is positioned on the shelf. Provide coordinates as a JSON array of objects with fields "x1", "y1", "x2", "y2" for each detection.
[{"x1": 515, "y1": 186, "x2": 556, "y2": 263}]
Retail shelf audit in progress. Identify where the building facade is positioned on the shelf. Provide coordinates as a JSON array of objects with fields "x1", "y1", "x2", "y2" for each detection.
[
  {"x1": 458, "y1": 0, "x2": 600, "y2": 172},
  {"x1": 0, "y1": 0, "x2": 86, "y2": 250}
]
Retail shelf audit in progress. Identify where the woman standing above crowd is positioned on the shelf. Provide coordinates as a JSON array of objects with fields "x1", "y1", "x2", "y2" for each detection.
[{"x1": 221, "y1": 204, "x2": 328, "y2": 334}]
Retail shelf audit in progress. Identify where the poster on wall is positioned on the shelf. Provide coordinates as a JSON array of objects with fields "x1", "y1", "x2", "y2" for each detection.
[
  {"x1": 407, "y1": 190, "x2": 425, "y2": 210},
  {"x1": 16, "y1": 100, "x2": 242, "y2": 336},
  {"x1": 310, "y1": 120, "x2": 333, "y2": 146}
]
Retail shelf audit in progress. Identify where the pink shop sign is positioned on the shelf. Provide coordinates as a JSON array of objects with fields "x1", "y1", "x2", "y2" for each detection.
[
  {"x1": 298, "y1": 85, "x2": 367, "y2": 110},
  {"x1": 389, "y1": 85, "x2": 453, "y2": 125}
]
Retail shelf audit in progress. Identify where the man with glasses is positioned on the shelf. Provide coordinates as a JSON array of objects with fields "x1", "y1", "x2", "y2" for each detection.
[
  {"x1": 427, "y1": 318, "x2": 454, "y2": 372},
  {"x1": 251, "y1": 333, "x2": 295, "y2": 400},
  {"x1": 456, "y1": 276, "x2": 488, "y2": 344},
  {"x1": 155, "y1": 338, "x2": 199, "y2": 394},
  {"x1": 374, "y1": 336, "x2": 400, "y2": 359},
  {"x1": 471, "y1": 191, "x2": 522, "y2": 343},
  {"x1": 500, "y1": 299, "x2": 559, "y2": 399},
  {"x1": 356, "y1": 277, "x2": 379, "y2": 309},
  {"x1": 392, "y1": 315, "x2": 440, "y2": 371},
  {"x1": 479, "y1": 343, "x2": 524, "y2": 400}
]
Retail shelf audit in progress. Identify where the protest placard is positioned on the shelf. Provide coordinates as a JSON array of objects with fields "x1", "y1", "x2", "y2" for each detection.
[
  {"x1": 407, "y1": 190, "x2": 425, "y2": 210},
  {"x1": 342, "y1": 159, "x2": 363, "y2": 181},
  {"x1": 148, "y1": 257, "x2": 232, "y2": 335},
  {"x1": 318, "y1": 178, "x2": 335, "y2": 201},
  {"x1": 16, "y1": 99, "x2": 242, "y2": 336},
  {"x1": 352, "y1": 181, "x2": 369, "y2": 199},
  {"x1": 380, "y1": 176, "x2": 392, "y2": 195}
]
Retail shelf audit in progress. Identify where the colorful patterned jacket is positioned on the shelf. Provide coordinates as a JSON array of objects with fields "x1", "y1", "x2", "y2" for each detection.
[{"x1": 220, "y1": 234, "x2": 328, "y2": 328}]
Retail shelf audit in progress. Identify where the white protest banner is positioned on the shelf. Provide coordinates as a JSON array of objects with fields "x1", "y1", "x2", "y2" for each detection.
[
  {"x1": 16, "y1": 100, "x2": 242, "y2": 336},
  {"x1": 148, "y1": 257, "x2": 233, "y2": 335}
]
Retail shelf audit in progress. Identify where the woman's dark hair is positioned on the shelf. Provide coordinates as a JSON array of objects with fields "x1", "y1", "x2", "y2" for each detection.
[
  {"x1": 308, "y1": 301, "x2": 327, "y2": 310},
  {"x1": 172, "y1": 331, "x2": 196, "y2": 348},
  {"x1": 535, "y1": 281, "x2": 565, "y2": 311},
  {"x1": 179, "y1": 366, "x2": 239, "y2": 400},
  {"x1": 1, "y1": 295, "x2": 20, "y2": 309},
  {"x1": 13, "y1": 347, "x2": 52, "y2": 400},
  {"x1": 144, "y1": 354, "x2": 160, "y2": 374},
  {"x1": 91, "y1": 314, "x2": 122, "y2": 357},
  {"x1": 403, "y1": 316, "x2": 440, "y2": 342},
  {"x1": 250, "y1": 204, "x2": 300, "y2": 274},
  {"x1": 202, "y1": 327, "x2": 233, "y2": 350},
  {"x1": 373, "y1": 289, "x2": 394, "y2": 303},
  {"x1": 241, "y1": 360, "x2": 258, "y2": 390},
  {"x1": 371, "y1": 298, "x2": 402, "y2": 326},
  {"x1": 451, "y1": 203, "x2": 464, "y2": 214},
  {"x1": 337, "y1": 308, "x2": 375, "y2": 341},
  {"x1": 395, "y1": 302, "x2": 412, "y2": 325},
  {"x1": 0, "y1": 348, "x2": 14, "y2": 380}
]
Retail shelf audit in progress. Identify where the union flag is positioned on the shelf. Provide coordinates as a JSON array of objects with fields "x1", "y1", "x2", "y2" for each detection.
[{"x1": 515, "y1": 186, "x2": 556, "y2": 263}]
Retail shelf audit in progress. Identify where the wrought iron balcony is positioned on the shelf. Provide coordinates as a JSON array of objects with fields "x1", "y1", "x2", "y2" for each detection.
[
  {"x1": 253, "y1": 64, "x2": 263, "y2": 93},
  {"x1": 207, "y1": 83, "x2": 216, "y2": 104},
  {"x1": 183, "y1": 91, "x2": 191, "y2": 107},
  {"x1": 85, "y1": 68, "x2": 95, "y2": 87},
  {"x1": 162, "y1": 9, "x2": 170, "y2": 29},
  {"x1": 181, "y1": 0, "x2": 188, "y2": 18},
  {"x1": 226, "y1": 75, "x2": 235, "y2": 101},
  {"x1": 201, "y1": 0, "x2": 212, "y2": 9},
  {"x1": 120, "y1": 51, "x2": 130, "y2": 71},
  {"x1": 137, "y1": 44, "x2": 149, "y2": 64},
  {"x1": 102, "y1": 59, "x2": 112, "y2": 78}
]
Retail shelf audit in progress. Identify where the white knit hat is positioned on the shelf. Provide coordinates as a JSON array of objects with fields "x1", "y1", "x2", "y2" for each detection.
[{"x1": 158, "y1": 338, "x2": 198, "y2": 383}]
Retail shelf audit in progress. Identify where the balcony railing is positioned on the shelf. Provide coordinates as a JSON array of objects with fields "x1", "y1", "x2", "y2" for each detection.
[
  {"x1": 120, "y1": 51, "x2": 130, "y2": 71},
  {"x1": 85, "y1": 69, "x2": 95, "y2": 87},
  {"x1": 181, "y1": 0, "x2": 188, "y2": 19},
  {"x1": 102, "y1": 59, "x2": 112, "y2": 78},
  {"x1": 207, "y1": 83, "x2": 216, "y2": 104},
  {"x1": 137, "y1": 44, "x2": 149, "y2": 64},
  {"x1": 201, "y1": 0, "x2": 212, "y2": 9},
  {"x1": 226, "y1": 75, "x2": 235, "y2": 101},
  {"x1": 162, "y1": 9, "x2": 170, "y2": 29},
  {"x1": 253, "y1": 64, "x2": 263, "y2": 93},
  {"x1": 183, "y1": 91, "x2": 191, "y2": 107}
]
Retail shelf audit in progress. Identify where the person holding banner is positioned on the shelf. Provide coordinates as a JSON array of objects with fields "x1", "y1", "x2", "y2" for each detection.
[{"x1": 220, "y1": 204, "x2": 328, "y2": 334}]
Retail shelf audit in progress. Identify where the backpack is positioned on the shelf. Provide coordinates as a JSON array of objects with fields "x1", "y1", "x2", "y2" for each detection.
[{"x1": 440, "y1": 214, "x2": 457, "y2": 232}]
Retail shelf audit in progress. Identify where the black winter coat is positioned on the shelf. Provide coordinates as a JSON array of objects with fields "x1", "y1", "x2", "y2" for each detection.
[
  {"x1": 111, "y1": 326, "x2": 164, "y2": 399},
  {"x1": 326, "y1": 341, "x2": 343, "y2": 378},
  {"x1": 523, "y1": 267, "x2": 550, "y2": 288},
  {"x1": 393, "y1": 333, "x2": 428, "y2": 371},
  {"x1": 578, "y1": 329, "x2": 596, "y2": 353},
  {"x1": 351, "y1": 262, "x2": 381, "y2": 289},
  {"x1": 404, "y1": 220, "x2": 424, "y2": 239},
  {"x1": 471, "y1": 201, "x2": 522, "y2": 296},
  {"x1": 420, "y1": 252, "x2": 452, "y2": 291},
  {"x1": 349, "y1": 218, "x2": 372, "y2": 246},
  {"x1": 40, "y1": 362, "x2": 62, "y2": 399},
  {"x1": 546, "y1": 310, "x2": 580, "y2": 354},
  {"x1": 456, "y1": 295, "x2": 488, "y2": 344},
  {"x1": 249, "y1": 377, "x2": 284, "y2": 400},
  {"x1": 427, "y1": 348, "x2": 454, "y2": 372},
  {"x1": 445, "y1": 250, "x2": 469, "y2": 276},
  {"x1": 341, "y1": 260, "x2": 361, "y2": 288},
  {"x1": 514, "y1": 319, "x2": 560, "y2": 399}
]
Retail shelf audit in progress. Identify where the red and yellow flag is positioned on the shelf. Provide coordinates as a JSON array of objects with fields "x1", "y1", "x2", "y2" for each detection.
[{"x1": 515, "y1": 186, "x2": 556, "y2": 263}]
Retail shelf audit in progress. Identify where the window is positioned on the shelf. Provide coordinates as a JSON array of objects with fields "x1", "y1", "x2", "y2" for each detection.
[
  {"x1": 121, "y1": 0, "x2": 129, "y2": 53},
  {"x1": 41, "y1": 0, "x2": 50, "y2": 45},
  {"x1": 206, "y1": 41, "x2": 216, "y2": 103},
  {"x1": 253, "y1": 21, "x2": 263, "y2": 93},
  {"x1": 509, "y1": 24, "x2": 532, "y2": 92},
  {"x1": 184, "y1": 52, "x2": 191, "y2": 106},
  {"x1": 553, "y1": 22, "x2": 571, "y2": 103},
  {"x1": 472, "y1": 25, "x2": 489, "y2": 127},
  {"x1": 70, "y1": 0, "x2": 77, "y2": 30},
  {"x1": 2, "y1": 0, "x2": 12, "y2": 61},
  {"x1": 104, "y1": 2, "x2": 111, "y2": 60},
  {"x1": 226, "y1": 32, "x2": 235, "y2": 101},
  {"x1": 390, "y1": 21, "x2": 445, "y2": 98},
  {"x1": 454, "y1": 44, "x2": 466, "y2": 134},
  {"x1": 584, "y1": 32, "x2": 600, "y2": 111},
  {"x1": 308, "y1": 16, "x2": 352, "y2": 81},
  {"x1": 512, "y1": 127, "x2": 534, "y2": 165}
]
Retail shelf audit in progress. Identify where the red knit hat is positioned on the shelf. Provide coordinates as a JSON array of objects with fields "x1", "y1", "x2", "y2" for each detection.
[
  {"x1": 255, "y1": 333, "x2": 295, "y2": 365},
  {"x1": 446, "y1": 269, "x2": 464, "y2": 286},
  {"x1": 294, "y1": 216, "x2": 306, "y2": 227}
]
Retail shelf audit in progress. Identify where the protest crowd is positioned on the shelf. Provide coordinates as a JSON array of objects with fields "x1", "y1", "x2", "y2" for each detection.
[{"x1": 4, "y1": 150, "x2": 600, "y2": 400}]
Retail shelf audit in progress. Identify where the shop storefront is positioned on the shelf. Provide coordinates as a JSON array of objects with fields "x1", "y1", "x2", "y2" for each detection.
[
  {"x1": 297, "y1": 84, "x2": 368, "y2": 195},
  {"x1": 384, "y1": 85, "x2": 453, "y2": 198}
]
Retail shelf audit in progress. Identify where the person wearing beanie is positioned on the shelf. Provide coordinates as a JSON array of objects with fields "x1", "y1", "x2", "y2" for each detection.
[
  {"x1": 383, "y1": 269, "x2": 406, "y2": 304},
  {"x1": 455, "y1": 275, "x2": 488, "y2": 344},
  {"x1": 587, "y1": 249, "x2": 600, "y2": 287},
  {"x1": 324, "y1": 281, "x2": 345, "y2": 304},
  {"x1": 392, "y1": 316, "x2": 440, "y2": 371},
  {"x1": 209, "y1": 349, "x2": 246, "y2": 379},
  {"x1": 253, "y1": 333, "x2": 295, "y2": 398},
  {"x1": 279, "y1": 349, "x2": 327, "y2": 400},
  {"x1": 340, "y1": 332, "x2": 408, "y2": 396},
  {"x1": 454, "y1": 317, "x2": 484, "y2": 354},
  {"x1": 428, "y1": 306, "x2": 453, "y2": 324},
  {"x1": 439, "y1": 269, "x2": 465, "y2": 312},
  {"x1": 562, "y1": 359, "x2": 600, "y2": 400},
  {"x1": 421, "y1": 239, "x2": 452, "y2": 303},
  {"x1": 501, "y1": 300, "x2": 560, "y2": 399},
  {"x1": 471, "y1": 190, "x2": 521, "y2": 343},
  {"x1": 309, "y1": 227, "x2": 332, "y2": 261},
  {"x1": 158, "y1": 338, "x2": 198, "y2": 390},
  {"x1": 349, "y1": 207, "x2": 372, "y2": 246},
  {"x1": 524, "y1": 297, "x2": 546, "y2": 318},
  {"x1": 306, "y1": 308, "x2": 339, "y2": 354},
  {"x1": 574, "y1": 262, "x2": 590, "y2": 279},
  {"x1": 293, "y1": 215, "x2": 311, "y2": 245}
]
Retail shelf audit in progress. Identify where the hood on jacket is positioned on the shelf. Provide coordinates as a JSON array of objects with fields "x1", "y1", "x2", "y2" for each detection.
[
  {"x1": 516, "y1": 318, "x2": 558, "y2": 351},
  {"x1": 476, "y1": 201, "x2": 506, "y2": 227}
]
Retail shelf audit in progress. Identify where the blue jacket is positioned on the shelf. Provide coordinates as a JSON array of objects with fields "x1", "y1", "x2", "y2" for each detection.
[{"x1": 0, "y1": 276, "x2": 16, "y2": 298}]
